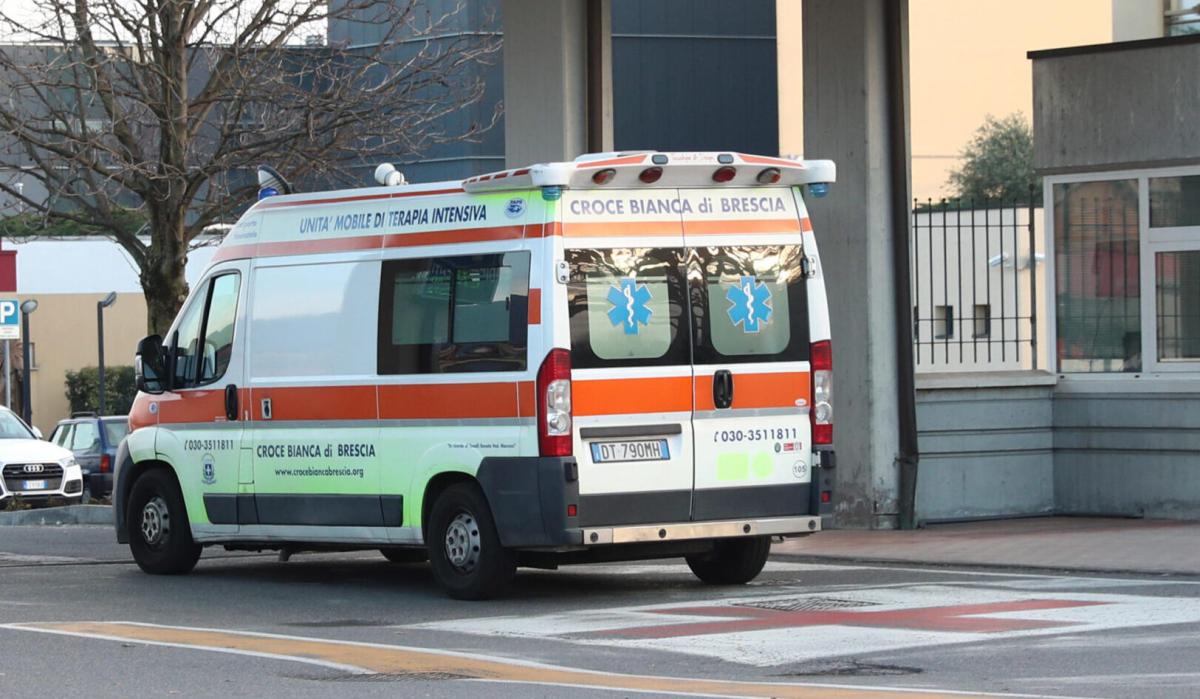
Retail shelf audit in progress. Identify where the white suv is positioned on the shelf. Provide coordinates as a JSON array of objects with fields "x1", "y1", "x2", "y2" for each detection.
[{"x1": 0, "y1": 407, "x2": 83, "y2": 507}]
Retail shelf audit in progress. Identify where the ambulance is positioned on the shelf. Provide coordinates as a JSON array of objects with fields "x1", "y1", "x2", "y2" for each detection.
[{"x1": 113, "y1": 151, "x2": 837, "y2": 599}]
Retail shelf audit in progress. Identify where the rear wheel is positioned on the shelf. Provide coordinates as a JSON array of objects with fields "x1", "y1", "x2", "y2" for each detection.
[
  {"x1": 686, "y1": 536, "x2": 771, "y2": 585},
  {"x1": 127, "y1": 469, "x2": 201, "y2": 575},
  {"x1": 380, "y1": 547, "x2": 428, "y2": 564},
  {"x1": 427, "y1": 482, "x2": 515, "y2": 600}
]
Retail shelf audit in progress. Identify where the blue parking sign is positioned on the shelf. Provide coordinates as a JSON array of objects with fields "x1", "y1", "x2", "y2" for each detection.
[{"x1": 0, "y1": 300, "x2": 19, "y2": 340}]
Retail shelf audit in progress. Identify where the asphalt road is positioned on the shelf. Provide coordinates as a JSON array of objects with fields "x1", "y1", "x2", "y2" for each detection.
[{"x1": 2, "y1": 525, "x2": 1200, "y2": 698}]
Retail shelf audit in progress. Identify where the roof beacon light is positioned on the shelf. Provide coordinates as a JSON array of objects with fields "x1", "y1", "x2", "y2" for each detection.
[
  {"x1": 808, "y1": 182, "x2": 830, "y2": 198},
  {"x1": 257, "y1": 164, "x2": 292, "y2": 200},
  {"x1": 638, "y1": 166, "x2": 663, "y2": 184},
  {"x1": 592, "y1": 168, "x2": 617, "y2": 185},
  {"x1": 756, "y1": 167, "x2": 782, "y2": 185},
  {"x1": 374, "y1": 163, "x2": 407, "y2": 187},
  {"x1": 712, "y1": 166, "x2": 737, "y2": 183}
]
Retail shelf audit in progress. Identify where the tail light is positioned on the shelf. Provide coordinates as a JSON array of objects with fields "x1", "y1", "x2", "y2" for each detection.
[
  {"x1": 638, "y1": 166, "x2": 663, "y2": 183},
  {"x1": 810, "y1": 340, "x2": 832, "y2": 445},
  {"x1": 712, "y1": 166, "x2": 737, "y2": 183},
  {"x1": 537, "y1": 348, "x2": 573, "y2": 457},
  {"x1": 99, "y1": 453, "x2": 112, "y2": 473}
]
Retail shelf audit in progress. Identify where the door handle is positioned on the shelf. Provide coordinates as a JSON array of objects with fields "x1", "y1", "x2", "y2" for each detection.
[
  {"x1": 713, "y1": 370, "x2": 734, "y2": 409},
  {"x1": 224, "y1": 384, "x2": 238, "y2": 421}
]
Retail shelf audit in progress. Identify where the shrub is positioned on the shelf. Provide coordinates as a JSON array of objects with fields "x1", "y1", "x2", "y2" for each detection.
[{"x1": 64, "y1": 366, "x2": 137, "y2": 416}]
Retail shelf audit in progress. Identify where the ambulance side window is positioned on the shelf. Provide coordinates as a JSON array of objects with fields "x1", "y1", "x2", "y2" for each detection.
[
  {"x1": 172, "y1": 272, "x2": 242, "y2": 388},
  {"x1": 377, "y1": 252, "x2": 529, "y2": 374}
]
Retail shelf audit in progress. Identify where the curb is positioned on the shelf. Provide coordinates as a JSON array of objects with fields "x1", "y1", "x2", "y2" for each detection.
[
  {"x1": 770, "y1": 550, "x2": 1200, "y2": 580},
  {"x1": 0, "y1": 504, "x2": 113, "y2": 526}
]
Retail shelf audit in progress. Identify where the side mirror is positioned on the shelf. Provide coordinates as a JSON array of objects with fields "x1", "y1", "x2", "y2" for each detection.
[
  {"x1": 135, "y1": 334, "x2": 166, "y2": 394},
  {"x1": 31, "y1": 426, "x2": 43, "y2": 440}
]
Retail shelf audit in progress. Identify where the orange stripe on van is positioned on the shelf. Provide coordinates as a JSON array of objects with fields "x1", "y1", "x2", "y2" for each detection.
[
  {"x1": 682, "y1": 218, "x2": 802, "y2": 235},
  {"x1": 528, "y1": 288, "x2": 542, "y2": 325},
  {"x1": 574, "y1": 376, "x2": 693, "y2": 416},
  {"x1": 738, "y1": 153, "x2": 807, "y2": 169},
  {"x1": 525, "y1": 222, "x2": 562, "y2": 238},
  {"x1": 379, "y1": 383, "x2": 520, "y2": 419},
  {"x1": 256, "y1": 235, "x2": 385, "y2": 258},
  {"x1": 382, "y1": 225, "x2": 524, "y2": 248},
  {"x1": 576, "y1": 155, "x2": 649, "y2": 169},
  {"x1": 517, "y1": 381, "x2": 536, "y2": 418},
  {"x1": 154, "y1": 388, "x2": 246, "y2": 425},
  {"x1": 694, "y1": 372, "x2": 810, "y2": 412},
  {"x1": 212, "y1": 244, "x2": 256, "y2": 263},
  {"x1": 801, "y1": 217, "x2": 813, "y2": 232},
  {"x1": 562, "y1": 221, "x2": 682, "y2": 237},
  {"x1": 252, "y1": 385, "x2": 378, "y2": 421}
]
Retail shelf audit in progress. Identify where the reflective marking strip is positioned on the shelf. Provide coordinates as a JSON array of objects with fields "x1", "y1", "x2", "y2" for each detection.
[
  {"x1": 528, "y1": 288, "x2": 542, "y2": 325},
  {"x1": 0, "y1": 622, "x2": 1028, "y2": 699},
  {"x1": 574, "y1": 376, "x2": 693, "y2": 416},
  {"x1": 695, "y1": 372, "x2": 810, "y2": 411},
  {"x1": 213, "y1": 224, "x2": 528, "y2": 262},
  {"x1": 682, "y1": 219, "x2": 803, "y2": 235}
]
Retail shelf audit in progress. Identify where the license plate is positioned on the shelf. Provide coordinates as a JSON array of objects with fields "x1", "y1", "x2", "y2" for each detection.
[
  {"x1": 22, "y1": 480, "x2": 47, "y2": 491},
  {"x1": 590, "y1": 439, "x2": 669, "y2": 463}
]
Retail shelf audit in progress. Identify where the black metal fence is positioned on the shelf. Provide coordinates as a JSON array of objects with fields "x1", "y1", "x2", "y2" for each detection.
[{"x1": 911, "y1": 196, "x2": 1043, "y2": 371}]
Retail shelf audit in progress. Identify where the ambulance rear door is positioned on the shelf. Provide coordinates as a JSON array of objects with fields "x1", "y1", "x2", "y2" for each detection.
[
  {"x1": 564, "y1": 189, "x2": 696, "y2": 527},
  {"x1": 681, "y1": 189, "x2": 814, "y2": 521}
]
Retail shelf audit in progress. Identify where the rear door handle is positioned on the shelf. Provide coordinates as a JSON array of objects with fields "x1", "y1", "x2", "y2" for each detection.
[
  {"x1": 713, "y1": 370, "x2": 733, "y2": 409},
  {"x1": 224, "y1": 384, "x2": 238, "y2": 421}
]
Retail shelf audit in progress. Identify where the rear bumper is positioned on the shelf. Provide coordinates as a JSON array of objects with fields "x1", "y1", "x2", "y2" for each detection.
[{"x1": 581, "y1": 515, "x2": 820, "y2": 546}]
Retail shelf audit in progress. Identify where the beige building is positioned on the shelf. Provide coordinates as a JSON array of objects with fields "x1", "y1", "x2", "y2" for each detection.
[
  {"x1": 11, "y1": 292, "x2": 148, "y2": 435},
  {"x1": 779, "y1": 0, "x2": 1113, "y2": 201}
]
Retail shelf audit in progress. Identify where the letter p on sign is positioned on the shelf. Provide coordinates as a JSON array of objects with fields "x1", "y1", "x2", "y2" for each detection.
[{"x1": 0, "y1": 300, "x2": 20, "y2": 340}]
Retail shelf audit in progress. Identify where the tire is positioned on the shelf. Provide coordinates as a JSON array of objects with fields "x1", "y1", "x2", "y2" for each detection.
[
  {"x1": 127, "y1": 469, "x2": 202, "y2": 575},
  {"x1": 380, "y1": 547, "x2": 428, "y2": 564},
  {"x1": 685, "y1": 536, "x2": 772, "y2": 585},
  {"x1": 426, "y1": 482, "x2": 516, "y2": 600}
]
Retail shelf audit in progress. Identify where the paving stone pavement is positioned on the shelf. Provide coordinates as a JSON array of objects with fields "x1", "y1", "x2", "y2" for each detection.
[{"x1": 776, "y1": 516, "x2": 1200, "y2": 575}]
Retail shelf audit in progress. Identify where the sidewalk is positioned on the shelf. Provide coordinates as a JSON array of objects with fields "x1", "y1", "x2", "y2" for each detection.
[{"x1": 775, "y1": 516, "x2": 1200, "y2": 577}]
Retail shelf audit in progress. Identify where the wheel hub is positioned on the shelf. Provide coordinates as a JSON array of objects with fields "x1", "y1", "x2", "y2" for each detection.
[
  {"x1": 140, "y1": 496, "x2": 170, "y2": 547},
  {"x1": 443, "y1": 512, "x2": 481, "y2": 573}
]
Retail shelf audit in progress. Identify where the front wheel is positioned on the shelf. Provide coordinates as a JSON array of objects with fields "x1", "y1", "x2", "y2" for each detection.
[
  {"x1": 685, "y1": 536, "x2": 771, "y2": 585},
  {"x1": 427, "y1": 482, "x2": 515, "y2": 600},
  {"x1": 127, "y1": 469, "x2": 202, "y2": 575}
]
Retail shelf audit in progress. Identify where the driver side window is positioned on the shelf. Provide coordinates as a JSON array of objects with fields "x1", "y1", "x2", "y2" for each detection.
[{"x1": 173, "y1": 272, "x2": 241, "y2": 389}]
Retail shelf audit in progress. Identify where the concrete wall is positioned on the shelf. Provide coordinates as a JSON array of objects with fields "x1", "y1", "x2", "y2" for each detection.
[
  {"x1": 1032, "y1": 37, "x2": 1200, "y2": 174},
  {"x1": 915, "y1": 376, "x2": 1056, "y2": 522},
  {"x1": 1054, "y1": 380, "x2": 1200, "y2": 519},
  {"x1": 914, "y1": 375, "x2": 1200, "y2": 522}
]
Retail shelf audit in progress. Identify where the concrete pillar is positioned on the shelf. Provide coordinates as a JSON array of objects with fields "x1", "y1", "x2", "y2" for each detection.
[
  {"x1": 802, "y1": 0, "x2": 912, "y2": 529},
  {"x1": 502, "y1": 0, "x2": 612, "y2": 167}
]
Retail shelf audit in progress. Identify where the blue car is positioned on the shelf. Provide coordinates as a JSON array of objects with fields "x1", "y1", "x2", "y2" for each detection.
[{"x1": 48, "y1": 414, "x2": 128, "y2": 499}]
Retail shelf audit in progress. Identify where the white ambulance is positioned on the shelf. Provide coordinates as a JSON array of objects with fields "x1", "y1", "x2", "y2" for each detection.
[{"x1": 114, "y1": 152, "x2": 837, "y2": 599}]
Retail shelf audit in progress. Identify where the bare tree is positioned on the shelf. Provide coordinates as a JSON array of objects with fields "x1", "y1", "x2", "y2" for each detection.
[{"x1": 0, "y1": 0, "x2": 500, "y2": 333}]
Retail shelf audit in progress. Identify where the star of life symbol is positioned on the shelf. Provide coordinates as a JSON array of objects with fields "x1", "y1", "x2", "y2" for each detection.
[
  {"x1": 606, "y1": 277, "x2": 653, "y2": 335},
  {"x1": 726, "y1": 275, "x2": 773, "y2": 333}
]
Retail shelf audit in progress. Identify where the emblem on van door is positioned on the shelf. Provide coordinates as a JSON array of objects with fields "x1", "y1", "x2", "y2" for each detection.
[
  {"x1": 504, "y1": 198, "x2": 526, "y2": 218},
  {"x1": 726, "y1": 275, "x2": 773, "y2": 333},
  {"x1": 606, "y1": 278, "x2": 653, "y2": 335},
  {"x1": 201, "y1": 454, "x2": 216, "y2": 485}
]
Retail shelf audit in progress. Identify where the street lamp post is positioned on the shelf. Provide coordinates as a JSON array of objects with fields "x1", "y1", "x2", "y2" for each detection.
[
  {"x1": 97, "y1": 292, "x2": 117, "y2": 415},
  {"x1": 19, "y1": 299, "x2": 37, "y2": 425}
]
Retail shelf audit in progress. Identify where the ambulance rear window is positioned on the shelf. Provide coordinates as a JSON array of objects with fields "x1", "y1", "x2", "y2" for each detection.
[
  {"x1": 691, "y1": 245, "x2": 809, "y2": 364},
  {"x1": 567, "y1": 248, "x2": 690, "y2": 369}
]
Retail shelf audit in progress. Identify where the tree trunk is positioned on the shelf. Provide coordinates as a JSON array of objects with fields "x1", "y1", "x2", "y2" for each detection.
[{"x1": 141, "y1": 210, "x2": 190, "y2": 337}]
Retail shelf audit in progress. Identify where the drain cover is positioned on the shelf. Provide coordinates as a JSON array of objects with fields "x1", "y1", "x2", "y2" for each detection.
[{"x1": 738, "y1": 596, "x2": 879, "y2": 612}]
